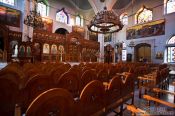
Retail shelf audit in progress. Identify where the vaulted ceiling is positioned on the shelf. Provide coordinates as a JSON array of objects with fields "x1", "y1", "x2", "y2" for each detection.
[{"x1": 69, "y1": 0, "x2": 132, "y2": 11}]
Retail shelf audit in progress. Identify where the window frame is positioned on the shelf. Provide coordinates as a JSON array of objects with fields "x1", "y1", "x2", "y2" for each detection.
[
  {"x1": 165, "y1": 0, "x2": 175, "y2": 14},
  {"x1": 0, "y1": 0, "x2": 15, "y2": 6},
  {"x1": 56, "y1": 8, "x2": 69, "y2": 24},
  {"x1": 75, "y1": 15, "x2": 82, "y2": 26},
  {"x1": 167, "y1": 35, "x2": 175, "y2": 63},
  {"x1": 37, "y1": 1, "x2": 48, "y2": 17},
  {"x1": 136, "y1": 6, "x2": 153, "y2": 24}
]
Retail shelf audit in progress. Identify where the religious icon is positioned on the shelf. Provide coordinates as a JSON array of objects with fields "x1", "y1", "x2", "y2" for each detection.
[
  {"x1": 26, "y1": 46, "x2": 31, "y2": 57},
  {"x1": 51, "y1": 45, "x2": 57, "y2": 54},
  {"x1": 43, "y1": 44, "x2": 50, "y2": 54},
  {"x1": 19, "y1": 45, "x2": 25, "y2": 57}
]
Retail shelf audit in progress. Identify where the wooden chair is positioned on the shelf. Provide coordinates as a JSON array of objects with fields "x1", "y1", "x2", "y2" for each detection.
[
  {"x1": 56, "y1": 71, "x2": 81, "y2": 97},
  {"x1": 78, "y1": 80, "x2": 105, "y2": 116},
  {"x1": 26, "y1": 88, "x2": 75, "y2": 116}
]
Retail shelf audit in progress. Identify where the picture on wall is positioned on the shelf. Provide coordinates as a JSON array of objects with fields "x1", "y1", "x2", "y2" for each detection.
[
  {"x1": 0, "y1": 5, "x2": 21, "y2": 27},
  {"x1": 155, "y1": 51, "x2": 163, "y2": 59},
  {"x1": 41, "y1": 17, "x2": 53, "y2": 32},
  {"x1": 72, "y1": 26, "x2": 85, "y2": 38},
  {"x1": 126, "y1": 19, "x2": 165, "y2": 40},
  {"x1": 104, "y1": 33, "x2": 112, "y2": 42},
  {"x1": 89, "y1": 31, "x2": 98, "y2": 41}
]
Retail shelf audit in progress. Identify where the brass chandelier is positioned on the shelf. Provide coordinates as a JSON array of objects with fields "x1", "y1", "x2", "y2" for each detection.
[
  {"x1": 88, "y1": 7, "x2": 123, "y2": 34},
  {"x1": 24, "y1": 0, "x2": 44, "y2": 29}
]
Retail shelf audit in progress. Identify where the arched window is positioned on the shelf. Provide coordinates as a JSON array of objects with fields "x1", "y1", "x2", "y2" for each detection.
[
  {"x1": 76, "y1": 15, "x2": 81, "y2": 26},
  {"x1": 37, "y1": 1, "x2": 47, "y2": 16},
  {"x1": 120, "y1": 13, "x2": 128, "y2": 25},
  {"x1": 56, "y1": 8, "x2": 69, "y2": 24},
  {"x1": 0, "y1": 0, "x2": 14, "y2": 6},
  {"x1": 136, "y1": 6, "x2": 153, "y2": 24},
  {"x1": 75, "y1": 15, "x2": 83, "y2": 26},
  {"x1": 165, "y1": 0, "x2": 175, "y2": 14},
  {"x1": 167, "y1": 36, "x2": 175, "y2": 63}
]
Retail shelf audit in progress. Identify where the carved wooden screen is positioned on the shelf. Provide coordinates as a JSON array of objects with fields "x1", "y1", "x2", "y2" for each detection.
[{"x1": 68, "y1": 38, "x2": 79, "y2": 62}]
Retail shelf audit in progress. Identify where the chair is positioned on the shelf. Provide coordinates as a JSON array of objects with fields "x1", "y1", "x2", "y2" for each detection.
[
  {"x1": 26, "y1": 88, "x2": 75, "y2": 116},
  {"x1": 78, "y1": 80, "x2": 105, "y2": 116}
]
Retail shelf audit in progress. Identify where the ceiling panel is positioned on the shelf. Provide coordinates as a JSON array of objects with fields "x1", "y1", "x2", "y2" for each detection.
[
  {"x1": 71, "y1": 0, "x2": 92, "y2": 10},
  {"x1": 113, "y1": 0, "x2": 132, "y2": 9}
]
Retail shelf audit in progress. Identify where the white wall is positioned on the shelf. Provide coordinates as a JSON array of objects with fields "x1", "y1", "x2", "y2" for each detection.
[{"x1": 112, "y1": 0, "x2": 175, "y2": 63}]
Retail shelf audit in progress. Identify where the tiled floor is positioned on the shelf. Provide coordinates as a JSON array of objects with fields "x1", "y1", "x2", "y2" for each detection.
[{"x1": 107, "y1": 80, "x2": 175, "y2": 116}]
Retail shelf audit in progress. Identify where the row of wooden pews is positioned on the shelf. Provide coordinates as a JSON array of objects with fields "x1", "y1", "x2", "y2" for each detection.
[{"x1": 0, "y1": 62, "x2": 156, "y2": 116}]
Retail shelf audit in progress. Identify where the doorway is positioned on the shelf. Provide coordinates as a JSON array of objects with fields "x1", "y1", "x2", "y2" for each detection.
[
  {"x1": 135, "y1": 43, "x2": 151, "y2": 62},
  {"x1": 104, "y1": 44, "x2": 114, "y2": 63}
]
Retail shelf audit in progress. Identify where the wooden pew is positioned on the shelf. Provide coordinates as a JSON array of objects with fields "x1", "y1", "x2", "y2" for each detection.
[
  {"x1": 0, "y1": 75, "x2": 20, "y2": 116},
  {"x1": 26, "y1": 88, "x2": 75, "y2": 116},
  {"x1": 21, "y1": 74, "x2": 53, "y2": 112},
  {"x1": 78, "y1": 80, "x2": 106, "y2": 116},
  {"x1": 56, "y1": 71, "x2": 81, "y2": 98},
  {"x1": 81, "y1": 69, "x2": 97, "y2": 89}
]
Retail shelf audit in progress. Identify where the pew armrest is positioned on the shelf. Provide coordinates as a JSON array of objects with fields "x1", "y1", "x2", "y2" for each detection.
[
  {"x1": 153, "y1": 88, "x2": 175, "y2": 96},
  {"x1": 126, "y1": 105, "x2": 149, "y2": 116},
  {"x1": 143, "y1": 95, "x2": 175, "y2": 108}
]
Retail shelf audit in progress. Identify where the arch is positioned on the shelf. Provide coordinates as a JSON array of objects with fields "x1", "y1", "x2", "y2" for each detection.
[
  {"x1": 56, "y1": 8, "x2": 69, "y2": 24},
  {"x1": 135, "y1": 43, "x2": 151, "y2": 62},
  {"x1": 165, "y1": 0, "x2": 175, "y2": 14},
  {"x1": 55, "y1": 28, "x2": 69, "y2": 35},
  {"x1": 167, "y1": 35, "x2": 175, "y2": 44},
  {"x1": 166, "y1": 35, "x2": 175, "y2": 63},
  {"x1": 10, "y1": 41, "x2": 18, "y2": 58},
  {"x1": 135, "y1": 6, "x2": 153, "y2": 24},
  {"x1": 104, "y1": 44, "x2": 114, "y2": 63},
  {"x1": 75, "y1": 15, "x2": 83, "y2": 26}
]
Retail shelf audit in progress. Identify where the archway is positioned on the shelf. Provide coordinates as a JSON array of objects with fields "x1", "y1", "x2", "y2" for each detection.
[
  {"x1": 104, "y1": 44, "x2": 114, "y2": 63},
  {"x1": 135, "y1": 43, "x2": 151, "y2": 62},
  {"x1": 55, "y1": 28, "x2": 69, "y2": 35}
]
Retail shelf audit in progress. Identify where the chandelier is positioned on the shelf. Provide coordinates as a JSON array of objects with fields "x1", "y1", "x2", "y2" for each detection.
[
  {"x1": 24, "y1": 1, "x2": 44, "y2": 29},
  {"x1": 88, "y1": 7, "x2": 124, "y2": 34}
]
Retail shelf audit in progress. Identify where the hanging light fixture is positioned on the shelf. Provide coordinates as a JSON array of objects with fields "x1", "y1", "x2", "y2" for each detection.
[
  {"x1": 24, "y1": 0, "x2": 44, "y2": 29},
  {"x1": 87, "y1": 0, "x2": 123, "y2": 34}
]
